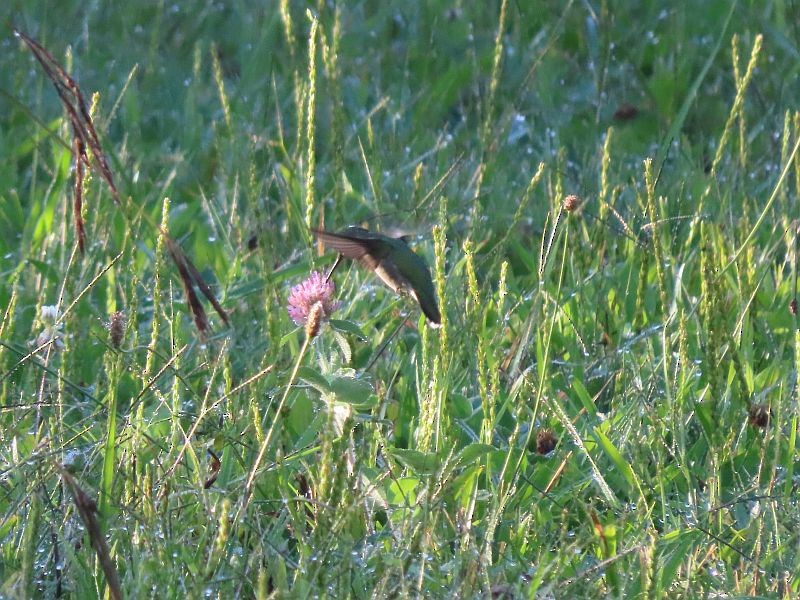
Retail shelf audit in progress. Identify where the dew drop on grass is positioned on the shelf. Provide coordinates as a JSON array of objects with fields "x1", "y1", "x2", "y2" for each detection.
[{"x1": 507, "y1": 113, "x2": 528, "y2": 145}]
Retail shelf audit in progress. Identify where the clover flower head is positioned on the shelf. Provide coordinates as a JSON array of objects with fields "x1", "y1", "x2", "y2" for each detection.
[
  {"x1": 31, "y1": 304, "x2": 64, "y2": 350},
  {"x1": 287, "y1": 271, "x2": 338, "y2": 334},
  {"x1": 40, "y1": 305, "x2": 60, "y2": 323}
]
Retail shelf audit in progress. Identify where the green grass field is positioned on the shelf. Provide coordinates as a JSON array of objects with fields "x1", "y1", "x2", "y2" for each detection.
[{"x1": 2, "y1": 1, "x2": 799, "y2": 597}]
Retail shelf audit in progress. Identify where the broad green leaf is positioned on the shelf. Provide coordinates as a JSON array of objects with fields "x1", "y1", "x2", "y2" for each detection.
[
  {"x1": 450, "y1": 393, "x2": 473, "y2": 419},
  {"x1": 452, "y1": 465, "x2": 482, "y2": 508},
  {"x1": 329, "y1": 319, "x2": 367, "y2": 340},
  {"x1": 571, "y1": 378, "x2": 597, "y2": 418},
  {"x1": 693, "y1": 399, "x2": 715, "y2": 441},
  {"x1": 388, "y1": 448, "x2": 441, "y2": 475},
  {"x1": 655, "y1": 529, "x2": 702, "y2": 594},
  {"x1": 593, "y1": 426, "x2": 636, "y2": 491},
  {"x1": 452, "y1": 443, "x2": 495, "y2": 471},
  {"x1": 386, "y1": 476, "x2": 420, "y2": 506},
  {"x1": 296, "y1": 366, "x2": 330, "y2": 395},
  {"x1": 328, "y1": 375, "x2": 376, "y2": 408}
]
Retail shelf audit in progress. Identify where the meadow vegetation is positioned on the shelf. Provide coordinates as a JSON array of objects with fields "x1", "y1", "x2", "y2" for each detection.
[{"x1": 1, "y1": 1, "x2": 799, "y2": 597}]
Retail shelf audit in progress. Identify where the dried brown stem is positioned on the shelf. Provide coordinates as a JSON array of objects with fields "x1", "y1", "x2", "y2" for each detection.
[
  {"x1": 16, "y1": 28, "x2": 230, "y2": 332},
  {"x1": 55, "y1": 465, "x2": 123, "y2": 600}
]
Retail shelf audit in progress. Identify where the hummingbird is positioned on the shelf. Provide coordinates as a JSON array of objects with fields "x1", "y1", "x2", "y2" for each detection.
[{"x1": 311, "y1": 226, "x2": 442, "y2": 326}]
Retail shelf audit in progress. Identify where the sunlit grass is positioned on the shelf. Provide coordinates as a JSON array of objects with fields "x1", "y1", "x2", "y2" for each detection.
[{"x1": 1, "y1": 1, "x2": 799, "y2": 598}]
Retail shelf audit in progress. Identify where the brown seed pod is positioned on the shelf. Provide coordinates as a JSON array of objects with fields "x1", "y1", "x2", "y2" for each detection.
[
  {"x1": 563, "y1": 194, "x2": 582, "y2": 213},
  {"x1": 747, "y1": 404, "x2": 771, "y2": 429},
  {"x1": 613, "y1": 103, "x2": 639, "y2": 121},
  {"x1": 536, "y1": 429, "x2": 558, "y2": 455},
  {"x1": 107, "y1": 310, "x2": 126, "y2": 349}
]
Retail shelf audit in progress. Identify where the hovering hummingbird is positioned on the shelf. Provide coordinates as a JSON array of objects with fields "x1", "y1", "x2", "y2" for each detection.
[{"x1": 311, "y1": 226, "x2": 442, "y2": 326}]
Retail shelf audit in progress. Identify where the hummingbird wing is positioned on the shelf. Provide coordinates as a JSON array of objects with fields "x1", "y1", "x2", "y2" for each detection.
[
  {"x1": 311, "y1": 228, "x2": 390, "y2": 270},
  {"x1": 311, "y1": 229, "x2": 368, "y2": 259}
]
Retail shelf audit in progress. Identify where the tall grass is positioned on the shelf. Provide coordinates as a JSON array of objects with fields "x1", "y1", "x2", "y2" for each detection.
[{"x1": 1, "y1": 1, "x2": 799, "y2": 598}]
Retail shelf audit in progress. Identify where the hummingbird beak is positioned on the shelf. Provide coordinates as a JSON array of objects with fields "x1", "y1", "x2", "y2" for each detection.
[{"x1": 325, "y1": 253, "x2": 345, "y2": 283}]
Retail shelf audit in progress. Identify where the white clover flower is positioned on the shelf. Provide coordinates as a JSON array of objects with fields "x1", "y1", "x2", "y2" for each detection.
[
  {"x1": 31, "y1": 304, "x2": 64, "y2": 350},
  {"x1": 40, "y1": 305, "x2": 59, "y2": 322}
]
